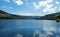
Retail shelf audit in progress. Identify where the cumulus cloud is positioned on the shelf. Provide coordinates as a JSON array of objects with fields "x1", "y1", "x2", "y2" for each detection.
[
  {"x1": 33, "y1": 0, "x2": 53, "y2": 9},
  {"x1": 43, "y1": 7, "x2": 56, "y2": 13},
  {"x1": 45, "y1": 0, "x2": 53, "y2": 3},
  {"x1": 32, "y1": 0, "x2": 57, "y2": 13},
  {"x1": 56, "y1": 1, "x2": 60, "y2": 4},
  {"x1": 13, "y1": 0, "x2": 23, "y2": 6},
  {"x1": 33, "y1": 2, "x2": 40, "y2": 9},
  {"x1": 4, "y1": 0, "x2": 10, "y2": 2}
]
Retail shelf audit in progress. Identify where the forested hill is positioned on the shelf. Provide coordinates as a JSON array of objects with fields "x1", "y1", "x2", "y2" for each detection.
[
  {"x1": 41, "y1": 12, "x2": 60, "y2": 22},
  {"x1": 0, "y1": 10, "x2": 60, "y2": 22},
  {"x1": 0, "y1": 10, "x2": 41, "y2": 19},
  {"x1": 0, "y1": 10, "x2": 21, "y2": 19}
]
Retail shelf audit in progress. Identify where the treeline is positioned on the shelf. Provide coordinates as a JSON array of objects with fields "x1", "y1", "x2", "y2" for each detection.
[
  {"x1": 54, "y1": 14, "x2": 60, "y2": 22},
  {"x1": 41, "y1": 12, "x2": 60, "y2": 22},
  {"x1": 0, "y1": 10, "x2": 41, "y2": 19},
  {"x1": 0, "y1": 10, "x2": 60, "y2": 22}
]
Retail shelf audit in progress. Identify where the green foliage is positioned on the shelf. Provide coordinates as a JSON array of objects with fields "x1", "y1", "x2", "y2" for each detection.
[
  {"x1": 41, "y1": 12, "x2": 60, "y2": 22},
  {"x1": 55, "y1": 14, "x2": 60, "y2": 19},
  {"x1": 54, "y1": 14, "x2": 60, "y2": 22}
]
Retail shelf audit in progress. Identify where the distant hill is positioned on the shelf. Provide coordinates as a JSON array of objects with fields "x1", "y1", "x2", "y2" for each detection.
[
  {"x1": 0, "y1": 10, "x2": 60, "y2": 21},
  {"x1": 0, "y1": 10, "x2": 41, "y2": 19},
  {"x1": 41, "y1": 12, "x2": 60, "y2": 22},
  {"x1": 0, "y1": 10, "x2": 21, "y2": 19},
  {"x1": 41, "y1": 12, "x2": 60, "y2": 20}
]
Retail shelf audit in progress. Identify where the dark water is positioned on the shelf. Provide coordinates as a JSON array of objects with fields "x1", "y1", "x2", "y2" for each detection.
[{"x1": 0, "y1": 20, "x2": 60, "y2": 37}]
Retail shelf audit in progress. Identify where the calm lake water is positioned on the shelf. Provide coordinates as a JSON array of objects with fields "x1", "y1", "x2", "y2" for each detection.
[{"x1": 0, "y1": 20, "x2": 60, "y2": 37}]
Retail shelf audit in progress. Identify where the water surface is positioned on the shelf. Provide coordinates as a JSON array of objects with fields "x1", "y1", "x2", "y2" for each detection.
[{"x1": 0, "y1": 20, "x2": 60, "y2": 37}]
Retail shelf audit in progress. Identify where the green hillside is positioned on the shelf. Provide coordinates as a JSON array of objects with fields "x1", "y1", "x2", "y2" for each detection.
[
  {"x1": 0, "y1": 10, "x2": 20, "y2": 19},
  {"x1": 0, "y1": 10, "x2": 41, "y2": 19},
  {"x1": 0, "y1": 10, "x2": 60, "y2": 22},
  {"x1": 41, "y1": 12, "x2": 60, "y2": 22}
]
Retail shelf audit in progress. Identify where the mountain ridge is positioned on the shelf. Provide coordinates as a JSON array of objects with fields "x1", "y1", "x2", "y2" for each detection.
[
  {"x1": 0, "y1": 10, "x2": 41, "y2": 19},
  {"x1": 0, "y1": 10, "x2": 60, "y2": 22}
]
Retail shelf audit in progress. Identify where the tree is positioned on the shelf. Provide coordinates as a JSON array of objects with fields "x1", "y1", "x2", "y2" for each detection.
[{"x1": 55, "y1": 14, "x2": 60, "y2": 22}]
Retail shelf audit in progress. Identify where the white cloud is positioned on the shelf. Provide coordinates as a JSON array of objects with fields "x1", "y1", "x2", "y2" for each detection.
[
  {"x1": 4, "y1": 0, "x2": 10, "y2": 2},
  {"x1": 32, "y1": 0, "x2": 57, "y2": 13},
  {"x1": 56, "y1": 1, "x2": 60, "y2": 4},
  {"x1": 45, "y1": 4, "x2": 53, "y2": 8},
  {"x1": 43, "y1": 7, "x2": 56, "y2": 13},
  {"x1": 45, "y1": 0, "x2": 53, "y2": 3},
  {"x1": 33, "y1": 0, "x2": 53, "y2": 9},
  {"x1": 38, "y1": 1, "x2": 48, "y2": 6},
  {"x1": 33, "y1": 2, "x2": 40, "y2": 9},
  {"x1": 13, "y1": 0, "x2": 23, "y2": 6}
]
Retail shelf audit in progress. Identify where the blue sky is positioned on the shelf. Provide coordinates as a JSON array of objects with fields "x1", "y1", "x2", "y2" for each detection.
[{"x1": 0, "y1": 0, "x2": 60, "y2": 16}]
